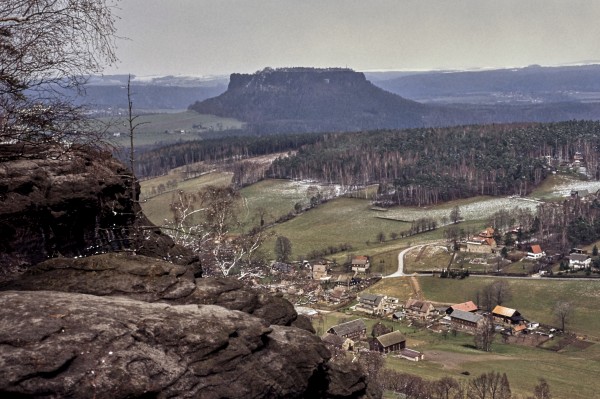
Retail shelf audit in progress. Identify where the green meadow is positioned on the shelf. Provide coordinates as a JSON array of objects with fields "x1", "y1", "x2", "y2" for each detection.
[
  {"x1": 100, "y1": 111, "x2": 244, "y2": 147},
  {"x1": 141, "y1": 169, "x2": 600, "y2": 398}
]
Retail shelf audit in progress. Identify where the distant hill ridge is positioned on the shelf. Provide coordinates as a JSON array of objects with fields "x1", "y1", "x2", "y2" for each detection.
[{"x1": 189, "y1": 67, "x2": 451, "y2": 133}]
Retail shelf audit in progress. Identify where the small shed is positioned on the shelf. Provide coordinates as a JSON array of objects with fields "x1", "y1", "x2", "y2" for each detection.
[
  {"x1": 492, "y1": 305, "x2": 523, "y2": 325},
  {"x1": 392, "y1": 311, "x2": 406, "y2": 321},
  {"x1": 400, "y1": 348, "x2": 424, "y2": 362}
]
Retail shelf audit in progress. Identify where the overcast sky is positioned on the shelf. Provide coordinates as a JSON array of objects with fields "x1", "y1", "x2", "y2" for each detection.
[{"x1": 106, "y1": 0, "x2": 600, "y2": 77}]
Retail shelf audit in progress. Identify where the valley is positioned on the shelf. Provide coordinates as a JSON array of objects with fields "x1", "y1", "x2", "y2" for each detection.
[{"x1": 140, "y1": 159, "x2": 600, "y2": 398}]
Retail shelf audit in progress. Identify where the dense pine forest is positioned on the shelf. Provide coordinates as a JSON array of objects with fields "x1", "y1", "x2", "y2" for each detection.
[
  {"x1": 134, "y1": 133, "x2": 322, "y2": 178},
  {"x1": 268, "y1": 121, "x2": 600, "y2": 206}
]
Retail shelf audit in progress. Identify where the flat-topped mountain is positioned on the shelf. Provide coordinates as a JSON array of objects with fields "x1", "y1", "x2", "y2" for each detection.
[
  {"x1": 188, "y1": 66, "x2": 600, "y2": 133},
  {"x1": 189, "y1": 67, "x2": 454, "y2": 133}
]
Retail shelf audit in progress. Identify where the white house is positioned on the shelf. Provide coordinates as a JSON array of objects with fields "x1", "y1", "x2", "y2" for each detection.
[
  {"x1": 526, "y1": 245, "x2": 545, "y2": 260},
  {"x1": 569, "y1": 254, "x2": 591, "y2": 269}
]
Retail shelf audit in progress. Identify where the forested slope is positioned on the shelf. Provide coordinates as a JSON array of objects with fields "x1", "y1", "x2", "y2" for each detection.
[
  {"x1": 268, "y1": 121, "x2": 600, "y2": 206},
  {"x1": 135, "y1": 133, "x2": 322, "y2": 178}
]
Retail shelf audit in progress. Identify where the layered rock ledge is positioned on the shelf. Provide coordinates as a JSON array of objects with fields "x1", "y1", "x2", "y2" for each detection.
[{"x1": 0, "y1": 290, "x2": 365, "y2": 398}]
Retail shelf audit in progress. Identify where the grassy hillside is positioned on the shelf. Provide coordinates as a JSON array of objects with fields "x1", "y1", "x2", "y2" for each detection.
[
  {"x1": 140, "y1": 172, "x2": 233, "y2": 224},
  {"x1": 317, "y1": 310, "x2": 600, "y2": 399}
]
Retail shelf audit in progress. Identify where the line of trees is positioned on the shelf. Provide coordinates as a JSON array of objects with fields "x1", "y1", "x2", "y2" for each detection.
[{"x1": 356, "y1": 351, "x2": 551, "y2": 399}]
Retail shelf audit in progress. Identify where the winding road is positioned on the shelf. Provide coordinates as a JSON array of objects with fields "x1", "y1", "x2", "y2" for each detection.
[{"x1": 385, "y1": 245, "x2": 425, "y2": 278}]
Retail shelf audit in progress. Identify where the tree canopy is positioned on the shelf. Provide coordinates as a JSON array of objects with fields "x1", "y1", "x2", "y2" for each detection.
[{"x1": 1, "y1": 0, "x2": 119, "y2": 155}]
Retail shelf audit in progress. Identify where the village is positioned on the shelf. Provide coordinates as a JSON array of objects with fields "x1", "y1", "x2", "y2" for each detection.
[{"x1": 261, "y1": 219, "x2": 599, "y2": 363}]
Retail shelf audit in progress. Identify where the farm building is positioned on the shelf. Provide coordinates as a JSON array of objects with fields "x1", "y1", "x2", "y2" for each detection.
[
  {"x1": 465, "y1": 237, "x2": 496, "y2": 254},
  {"x1": 446, "y1": 301, "x2": 478, "y2": 314},
  {"x1": 449, "y1": 309, "x2": 485, "y2": 331},
  {"x1": 327, "y1": 319, "x2": 367, "y2": 340},
  {"x1": 399, "y1": 348, "x2": 424, "y2": 362},
  {"x1": 372, "y1": 331, "x2": 406, "y2": 354},
  {"x1": 351, "y1": 256, "x2": 370, "y2": 273},
  {"x1": 492, "y1": 305, "x2": 524, "y2": 325}
]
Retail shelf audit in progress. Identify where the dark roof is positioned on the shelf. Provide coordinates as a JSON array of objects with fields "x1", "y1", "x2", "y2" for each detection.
[
  {"x1": 569, "y1": 254, "x2": 590, "y2": 262},
  {"x1": 360, "y1": 293, "x2": 384, "y2": 306},
  {"x1": 376, "y1": 331, "x2": 406, "y2": 348},
  {"x1": 400, "y1": 348, "x2": 422, "y2": 358},
  {"x1": 392, "y1": 311, "x2": 406, "y2": 319},
  {"x1": 450, "y1": 309, "x2": 483, "y2": 324},
  {"x1": 328, "y1": 319, "x2": 366, "y2": 336},
  {"x1": 321, "y1": 333, "x2": 345, "y2": 347}
]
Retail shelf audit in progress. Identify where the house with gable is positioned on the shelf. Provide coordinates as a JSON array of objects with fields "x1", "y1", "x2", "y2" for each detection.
[
  {"x1": 464, "y1": 227, "x2": 497, "y2": 254},
  {"x1": 351, "y1": 256, "x2": 370, "y2": 273},
  {"x1": 527, "y1": 245, "x2": 546, "y2": 260},
  {"x1": 355, "y1": 293, "x2": 387, "y2": 315},
  {"x1": 312, "y1": 263, "x2": 328, "y2": 280},
  {"x1": 492, "y1": 305, "x2": 524, "y2": 325},
  {"x1": 404, "y1": 299, "x2": 435, "y2": 319},
  {"x1": 449, "y1": 309, "x2": 485, "y2": 332},
  {"x1": 569, "y1": 253, "x2": 591, "y2": 269}
]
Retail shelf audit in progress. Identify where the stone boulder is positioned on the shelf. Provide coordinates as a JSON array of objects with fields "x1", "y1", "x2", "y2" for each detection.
[
  {"x1": 0, "y1": 290, "x2": 370, "y2": 398},
  {"x1": 2, "y1": 253, "x2": 298, "y2": 328}
]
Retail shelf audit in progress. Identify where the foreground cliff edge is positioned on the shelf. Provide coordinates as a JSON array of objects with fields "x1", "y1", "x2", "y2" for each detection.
[{"x1": 0, "y1": 146, "x2": 376, "y2": 398}]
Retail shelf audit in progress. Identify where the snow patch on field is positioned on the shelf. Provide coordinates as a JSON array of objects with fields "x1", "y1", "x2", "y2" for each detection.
[
  {"x1": 267, "y1": 180, "x2": 344, "y2": 199},
  {"x1": 383, "y1": 197, "x2": 540, "y2": 222},
  {"x1": 552, "y1": 179, "x2": 600, "y2": 197}
]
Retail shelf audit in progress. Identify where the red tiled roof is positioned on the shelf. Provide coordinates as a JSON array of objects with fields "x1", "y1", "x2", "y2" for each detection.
[
  {"x1": 451, "y1": 301, "x2": 478, "y2": 312},
  {"x1": 530, "y1": 245, "x2": 542, "y2": 254},
  {"x1": 352, "y1": 256, "x2": 369, "y2": 265}
]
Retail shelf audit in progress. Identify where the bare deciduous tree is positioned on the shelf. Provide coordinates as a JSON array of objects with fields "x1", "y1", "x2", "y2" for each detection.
[
  {"x1": 528, "y1": 378, "x2": 552, "y2": 399},
  {"x1": 554, "y1": 301, "x2": 573, "y2": 332},
  {"x1": 1, "y1": 0, "x2": 118, "y2": 153},
  {"x1": 468, "y1": 372, "x2": 511, "y2": 399},
  {"x1": 165, "y1": 186, "x2": 270, "y2": 277},
  {"x1": 474, "y1": 314, "x2": 496, "y2": 352}
]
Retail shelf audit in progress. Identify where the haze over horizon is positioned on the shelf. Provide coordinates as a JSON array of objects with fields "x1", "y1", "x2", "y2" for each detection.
[{"x1": 107, "y1": 0, "x2": 600, "y2": 78}]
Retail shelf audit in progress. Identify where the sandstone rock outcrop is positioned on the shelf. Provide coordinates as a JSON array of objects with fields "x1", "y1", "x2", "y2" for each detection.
[
  {"x1": 0, "y1": 145, "x2": 199, "y2": 279},
  {"x1": 2, "y1": 253, "x2": 297, "y2": 328},
  {"x1": 0, "y1": 290, "x2": 368, "y2": 398},
  {"x1": 0, "y1": 146, "x2": 376, "y2": 398}
]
